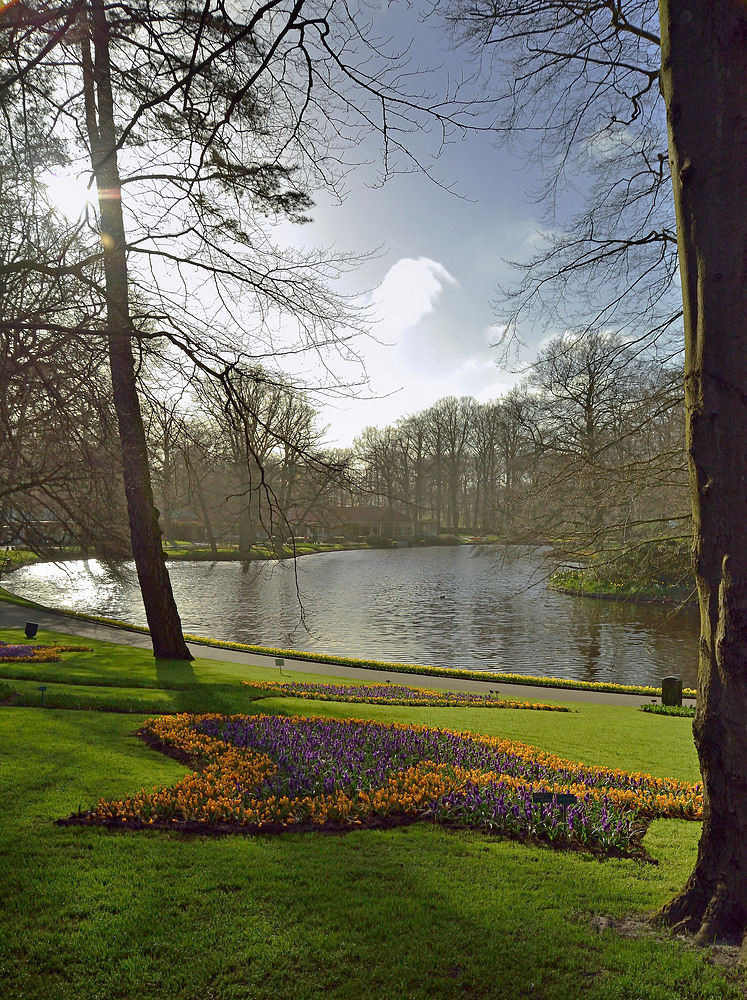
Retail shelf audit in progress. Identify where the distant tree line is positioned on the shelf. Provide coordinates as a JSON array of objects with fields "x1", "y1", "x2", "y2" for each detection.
[
  {"x1": 120, "y1": 329, "x2": 687, "y2": 567},
  {"x1": 350, "y1": 331, "x2": 688, "y2": 552},
  {"x1": 2, "y1": 309, "x2": 687, "y2": 571},
  {"x1": 142, "y1": 365, "x2": 352, "y2": 557}
]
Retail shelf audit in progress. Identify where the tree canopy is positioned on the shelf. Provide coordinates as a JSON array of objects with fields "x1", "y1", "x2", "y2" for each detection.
[{"x1": 0, "y1": 0, "x2": 469, "y2": 657}]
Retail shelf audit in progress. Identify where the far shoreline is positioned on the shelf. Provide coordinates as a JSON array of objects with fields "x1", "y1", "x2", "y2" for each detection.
[
  {"x1": 1, "y1": 533, "x2": 488, "y2": 577},
  {"x1": 548, "y1": 581, "x2": 697, "y2": 608}
]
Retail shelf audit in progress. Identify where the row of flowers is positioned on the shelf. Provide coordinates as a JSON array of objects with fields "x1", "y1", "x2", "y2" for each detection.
[
  {"x1": 641, "y1": 703, "x2": 696, "y2": 719},
  {"x1": 10, "y1": 601, "x2": 695, "y2": 698},
  {"x1": 244, "y1": 680, "x2": 571, "y2": 711},
  {"x1": 0, "y1": 643, "x2": 90, "y2": 663},
  {"x1": 85, "y1": 713, "x2": 702, "y2": 853},
  {"x1": 185, "y1": 634, "x2": 694, "y2": 698}
]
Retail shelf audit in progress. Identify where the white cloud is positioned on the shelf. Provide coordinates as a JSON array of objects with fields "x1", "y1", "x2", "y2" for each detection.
[
  {"x1": 317, "y1": 256, "x2": 540, "y2": 445},
  {"x1": 584, "y1": 125, "x2": 640, "y2": 161},
  {"x1": 453, "y1": 354, "x2": 496, "y2": 376},
  {"x1": 365, "y1": 257, "x2": 458, "y2": 338},
  {"x1": 473, "y1": 377, "x2": 522, "y2": 404}
]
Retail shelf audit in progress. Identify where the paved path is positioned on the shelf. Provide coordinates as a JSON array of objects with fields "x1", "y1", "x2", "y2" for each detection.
[{"x1": 0, "y1": 600, "x2": 695, "y2": 708}]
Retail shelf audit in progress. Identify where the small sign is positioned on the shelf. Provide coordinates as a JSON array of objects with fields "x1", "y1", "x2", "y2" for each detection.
[
  {"x1": 532, "y1": 792, "x2": 577, "y2": 808},
  {"x1": 275, "y1": 658, "x2": 284, "y2": 667}
]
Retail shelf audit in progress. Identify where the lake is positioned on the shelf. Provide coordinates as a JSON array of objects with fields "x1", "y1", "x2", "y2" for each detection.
[{"x1": 3, "y1": 545, "x2": 700, "y2": 688}]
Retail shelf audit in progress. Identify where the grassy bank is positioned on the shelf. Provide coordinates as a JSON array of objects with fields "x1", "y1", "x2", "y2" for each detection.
[
  {"x1": 2, "y1": 584, "x2": 696, "y2": 698},
  {"x1": 164, "y1": 540, "x2": 364, "y2": 561},
  {"x1": 549, "y1": 539, "x2": 696, "y2": 606},
  {"x1": 0, "y1": 622, "x2": 740, "y2": 998},
  {"x1": 1, "y1": 533, "x2": 478, "y2": 575},
  {"x1": 551, "y1": 566, "x2": 695, "y2": 605}
]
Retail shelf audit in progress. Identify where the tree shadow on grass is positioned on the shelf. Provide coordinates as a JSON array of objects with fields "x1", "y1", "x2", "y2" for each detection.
[
  {"x1": 154, "y1": 658, "x2": 265, "y2": 715},
  {"x1": 154, "y1": 657, "x2": 198, "y2": 691},
  {"x1": 42, "y1": 820, "x2": 721, "y2": 1000}
]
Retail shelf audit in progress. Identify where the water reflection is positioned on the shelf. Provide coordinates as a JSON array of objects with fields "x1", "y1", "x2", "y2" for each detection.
[{"x1": 3, "y1": 546, "x2": 699, "y2": 688}]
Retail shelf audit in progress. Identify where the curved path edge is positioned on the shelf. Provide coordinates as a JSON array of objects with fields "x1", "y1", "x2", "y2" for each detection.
[{"x1": 0, "y1": 599, "x2": 694, "y2": 708}]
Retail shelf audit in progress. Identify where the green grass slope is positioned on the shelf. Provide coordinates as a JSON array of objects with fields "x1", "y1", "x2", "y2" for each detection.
[{"x1": 0, "y1": 624, "x2": 740, "y2": 1000}]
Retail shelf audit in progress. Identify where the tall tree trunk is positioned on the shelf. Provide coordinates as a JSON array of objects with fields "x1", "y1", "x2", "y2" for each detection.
[
  {"x1": 657, "y1": 0, "x2": 747, "y2": 951},
  {"x1": 82, "y1": 1, "x2": 192, "y2": 660},
  {"x1": 183, "y1": 445, "x2": 219, "y2": 558},
  {"x1": 449, "y1": 460, "x2": 460, "y2": 533},
  {"x1": 237, "y1": 460, "x2": 255, "y2": 562},
  {"x1": 194, "y1": 479, "x2": 219, "y2": 559}
]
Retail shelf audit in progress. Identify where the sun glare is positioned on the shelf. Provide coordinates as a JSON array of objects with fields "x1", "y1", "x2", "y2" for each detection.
[{"x1": 42, "y1": 169, "x2": 95, "y2": 219}]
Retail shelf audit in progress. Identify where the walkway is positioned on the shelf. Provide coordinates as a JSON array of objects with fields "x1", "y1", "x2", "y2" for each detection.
[{"x1": 0, "y1": 600, "x2": 694, "y2": 708}]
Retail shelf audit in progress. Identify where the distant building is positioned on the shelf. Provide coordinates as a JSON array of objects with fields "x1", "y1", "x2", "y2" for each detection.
[
  {"x1": 284, "y1": 506, "x2": 328, "y2": 541},
  {"x1": 167, "y1": 508, "x2": 205, "y2": 542},
  {"x1": 329, "y1": 505, "x2": 412, "y2": 539},
  {"x1": 327, "y1": 506, "x2": 437, "y2": 539},
  {"x1": 271, "y1": 504, "x2": 440, "y2": 543}
]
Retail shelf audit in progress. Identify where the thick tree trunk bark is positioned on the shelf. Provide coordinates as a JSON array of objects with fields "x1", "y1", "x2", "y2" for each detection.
[
  {"x1": 658, "y1": 0, "x2": 747, "y2": 952},
  {"x1": 82, "y1": 1, "x2": 192, "y2": 660}
]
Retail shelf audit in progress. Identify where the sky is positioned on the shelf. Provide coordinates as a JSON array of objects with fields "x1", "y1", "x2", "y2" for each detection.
[
  {"x1": 43, "y1": 4, "x2": 553, "y2": 450},
  {"x1": 273, "y1": 5, "x2": 553, "y2": 449},
  {"x1": 302, "y1": 167, "x2": 545, "y2": 448}
]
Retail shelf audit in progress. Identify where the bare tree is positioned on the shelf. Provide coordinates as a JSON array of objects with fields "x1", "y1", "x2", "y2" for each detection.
[
  {"x1": 438, "y1": 0, "x2": 677, "y2": 351},
  {"x1": 1, "y1": 0, "x2": 469, "y2": 657},
  {"x1": 196, "y1": 366, "x2": 326, "y2": 558},
  {"x1": 526, "y1": 330, "x2": 646, "y2": 537},
  {"x1": 0, "y1": 89, "x2": 129, "y2": 558},
  {"x1": 470, "y1": 400, "x2": 505, "y2": 533},
  {"x1": 142, "y1": 388, "x2": 191, "y2": 544},
  {"x1": 396, "y1": 413, "x2": 433, "y2": 535},
  {"x1": 442, "y1": 0, "x2": 747, "y2": 949},
  {"x1": 178, "y1": 415, "x2": 229, "y2": 557},
  {"x1": 492, "y1": 388, "x2": 540, "y2": 535},
  {"x1": 439, "y1": 396, "x2": 477, "y2": 533},
  {"x1": 353, "y1": 425, "x2": 400, "y2": 520}
]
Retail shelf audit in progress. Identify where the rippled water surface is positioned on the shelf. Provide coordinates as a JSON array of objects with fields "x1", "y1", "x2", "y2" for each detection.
[{"x1": 4, "y1": 546, "x2": 699, "y2": 687}]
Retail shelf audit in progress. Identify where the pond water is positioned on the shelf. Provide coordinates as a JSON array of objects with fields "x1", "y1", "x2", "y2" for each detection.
[{"x1": 3, "y1": 546, "x2": 700, "y2": 688}]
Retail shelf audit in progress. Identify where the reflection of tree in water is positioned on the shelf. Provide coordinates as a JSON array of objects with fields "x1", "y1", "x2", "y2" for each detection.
[
  {"x1": 575, "y1": 621, "x2": 603, "y2": 681},
  {"x1": 6, "y1": 548, "x2": 699, "y2": 686}
]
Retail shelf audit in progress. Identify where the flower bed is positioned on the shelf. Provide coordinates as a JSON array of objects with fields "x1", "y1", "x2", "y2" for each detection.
[
  {"x1": 79, "y1": 713, "x2": 702, "y2": 855},
  {"x1": 0, "y1": 643, "x2": 90, "y2": 663},
  {"x1": 245, "y1": 680, "x2": 571, "y2": 711}
]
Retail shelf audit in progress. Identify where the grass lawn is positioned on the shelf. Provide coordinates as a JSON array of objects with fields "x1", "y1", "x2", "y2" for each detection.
[{"x1": 0, "y1": 622, "x2": 740, "y2": 999}]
